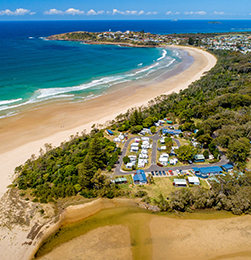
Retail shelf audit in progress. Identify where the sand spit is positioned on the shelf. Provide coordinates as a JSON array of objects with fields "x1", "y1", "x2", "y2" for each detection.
[
  {"x1": 0, "y1": 46, "x2": 216, "y2": 199},
  {"x1": 0, "y1": 197, "x2": 139, "y2": 260}
]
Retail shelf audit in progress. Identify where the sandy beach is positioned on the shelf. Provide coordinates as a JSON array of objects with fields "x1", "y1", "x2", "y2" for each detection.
[{"x1": 0, "y1": 46, "x2": 216, "y2": 199}]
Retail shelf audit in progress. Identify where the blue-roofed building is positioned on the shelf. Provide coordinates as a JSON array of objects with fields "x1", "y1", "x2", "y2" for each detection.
[
  {"x1": 162, "y1": 129, "x2": 182, "y2": 135},
  {"x1": 106, "y1": 129, "x2": 114, "y2": 135},
  {"x1": 221, "y1": 164, "x2": 234, "y2": 172},
  {"x1": 133, "y1": 170, "x2": 147, "y2": 185},
  {"x1": 193, "y1": 166, "x2": 223, "y2": 178}
]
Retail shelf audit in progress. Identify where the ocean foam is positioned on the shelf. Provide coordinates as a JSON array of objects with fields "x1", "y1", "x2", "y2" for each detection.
[
  {"x1": 0, "y1": 98, "x2": 22, "y2": 106},
  {"x1": 35, "y1": 75, "x2": 125, "y2": 99},
  {"x1": 157, "y1": 49, "x2": 167, "y2": 61},
  {"x1": 0, "y1": 48, "x2": 181, "y2": 118}
]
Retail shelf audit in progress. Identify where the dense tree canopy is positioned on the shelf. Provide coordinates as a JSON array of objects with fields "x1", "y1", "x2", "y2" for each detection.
[{"x1": 15, "y1": 131, "x2": 121, "y2": 202}]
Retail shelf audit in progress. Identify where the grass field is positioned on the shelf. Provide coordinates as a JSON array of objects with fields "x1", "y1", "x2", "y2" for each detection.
[{"x1": 116, "y1": 175, "x2": 179, "y2": 200}]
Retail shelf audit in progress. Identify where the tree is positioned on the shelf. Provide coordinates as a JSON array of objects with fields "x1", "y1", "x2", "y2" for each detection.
[
  {"x1": 123, "y1": 156, "x2": 130, "y2": 164},
  {"x1": 88, "y1": 136, "x2": 106, "y2": 169},
  {"x1": 188, "y1": 37, "x2": 194, "y2": 45},
  {"x1": 227, "y1": 138, "x2": 250, "y2": 165},
  {"x1": 77, "y1": 155, "x2": 97, "y2": 189},
  {"x1": 165, "y1": 137, "x2": 173, "y2": 154},
  {"x1": 130, "y1": 125, "x2": 143, "y2": 134},
  {"x1": 215, "y1": 135, "x2": 230, "y2": 148},
  {"x1": 150, "y1": 126, "x2": 156, "y2": 134},
  {"x1": 176, "y1": 145, "x2": 197, "y2": 162},
  {"x1": 180, "y1": 122, "x2": 196, "y2": 132},
  {"x1": 143, "y1": 117, "x2": 154, "y2": 128},
  {"x1": 203, "y1": 150, "x2": 209, "y2": 159},
  {"x1": 197, "y1": 134, "x2": 213, "y2": 148},
  {"x1": 179, "y1": 109, "x2": 194, "y2": 122}
]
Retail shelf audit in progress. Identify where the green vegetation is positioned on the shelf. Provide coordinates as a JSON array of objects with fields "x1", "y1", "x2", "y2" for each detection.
[
  {"x1": 14, "y1": 48, "x2": 251, "y2": 216},
  {"x1": 156, "y1": 172, "x2": 251, "y2": 215},
  {"x1": 113, "y1": 50, "x2": 251, "y2": 167},
  {"x1": 176, "y1": 145, "x2": 197, "y2": 162},
  {"x1": 15, "y1": 131, "x2": 122, "y2": 203}
]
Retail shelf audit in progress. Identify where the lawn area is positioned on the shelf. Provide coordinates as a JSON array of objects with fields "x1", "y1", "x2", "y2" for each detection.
[
  {"x1": 200, "y1": 178, "x2": 210, "y2": 189},
  {"x1": 246, "y1": 158, "x2": 251, "y2": 169},
  {"x1": 136, "y1": 177, "x2": 178, "y2": 200},
  {"x1": 115, "y1": 174, "x2": 209, "y2": 202},
  {"x1": 177, "y1": 138, "x2": 189, "y2": 146},
  {"x1": 115, "y1": 175, "x2": 179, "y2": 199}
]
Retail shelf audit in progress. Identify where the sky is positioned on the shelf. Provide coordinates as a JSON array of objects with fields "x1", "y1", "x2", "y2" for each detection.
[{"x1": 0, "y1": 0, "x2": 251, "y2": 20}]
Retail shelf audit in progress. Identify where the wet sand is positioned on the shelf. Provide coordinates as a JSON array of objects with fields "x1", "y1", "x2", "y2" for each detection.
[
  {"x1": 0, "y1": 46, "x2": 216, "y2": 198},
  {"x1": 37, "y1": 225, "x2": 133, "y2": 260},
  {"x1": 150, "y1": 215, "x2": 251, "y2": 260},
  {"x1": 36, "y1": 200, "x2": 251, "y2": 260}
]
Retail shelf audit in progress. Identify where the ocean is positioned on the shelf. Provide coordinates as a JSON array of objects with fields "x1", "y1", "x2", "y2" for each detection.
[{"x1": 1, "y1": 20, "x2": 251, "y2": 118}]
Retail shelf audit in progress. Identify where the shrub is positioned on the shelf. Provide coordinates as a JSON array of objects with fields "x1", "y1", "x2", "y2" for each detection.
[{"x1": 135, "y1": 190, "x2": 147, "y2": 198}]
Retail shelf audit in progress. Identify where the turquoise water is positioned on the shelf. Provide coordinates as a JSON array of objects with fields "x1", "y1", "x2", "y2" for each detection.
[
  {"x1": 2, "y1": 19, "x2": 251, "y2": 119},
  {"x1": 0, "y1": 22, "x2": 182, "y2": 118}
]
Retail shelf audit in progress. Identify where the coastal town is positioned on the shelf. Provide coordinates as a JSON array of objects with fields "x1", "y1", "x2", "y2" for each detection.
[{"x1": 48, "y1": 29, "x2": 251, "y2": 53}]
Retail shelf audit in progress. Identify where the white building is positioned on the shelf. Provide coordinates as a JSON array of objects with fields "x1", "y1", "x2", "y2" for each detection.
[{"x1": 188, "y1": 176, "x2": 200, "y2": 185}]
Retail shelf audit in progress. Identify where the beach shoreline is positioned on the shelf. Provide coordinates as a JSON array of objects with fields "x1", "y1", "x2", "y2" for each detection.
[{"x1": 0, "y1": 45, "x2": 216, "y2": 199}]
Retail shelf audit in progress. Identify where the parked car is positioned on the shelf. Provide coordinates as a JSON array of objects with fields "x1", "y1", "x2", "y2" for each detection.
[
  {"x1": 162, "y1": 171, "x2": 166, "y2": 176},
  {"x1": 155, "y1": 171, "x2": 158, "y2": 176},
  {"x1": 151, "y1": 171, "x2": 155, "y2": 176},
  {"x1": 159, "y1": 171, "x2": 162, "y2": 176}
]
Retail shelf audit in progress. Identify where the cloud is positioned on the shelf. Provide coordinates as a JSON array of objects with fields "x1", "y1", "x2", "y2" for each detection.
[
  {"x1": 146, "y1": 11, "x2": 157, "y2": 15},
  {"x1": 65, "y1": 8, "x2": 84, "y2": 15},
  {"x1": 44, "y1": 8, "x2": 85, "y2": 15},
  {"x1": 125, "y1": 10, "x2": 138, "y2": 15},
  {"x1": 214, "y1": 11, "x2": 225, "y2": 15},
  {"x1": 44, "y1": 9, "x2": 63, "y2": 15},
  {"x1": 166, "y1": 11, "x2": 172, "y2": 15},
  {"x1": 97, "y1": 10, "x2": 104, "y2": 15},
  {"x1": 196, "y1": 11, "x2": 206, "y2": 15},
  {"x1": 0, "y1": 8, "x2": 35, "y2": 15},
  {"x1": 86, "y1": 9, "x2": 104, "y2": 15},
  {"x1": 112, "y1": 9, "x2": 125, "y2": 15},
  {"x1": 184, "y1": 11, "x2": 206, "y2": 15},
  {"x1": 112, "y1": 9, "x2": 147, "y2": 15}
]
